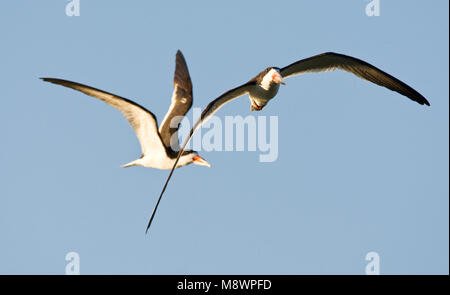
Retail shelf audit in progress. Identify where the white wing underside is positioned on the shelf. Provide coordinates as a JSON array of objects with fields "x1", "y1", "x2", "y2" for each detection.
[
  {"x1": 41, "y1": 78, "x2": 168, "y2": 159},
  {"x1": 158, "y1": 86, "x2": 184, "y2": 151}
]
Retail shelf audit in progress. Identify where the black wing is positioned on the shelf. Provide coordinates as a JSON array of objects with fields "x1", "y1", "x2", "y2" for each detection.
[{"x1": 280, "y1": 52, "x2": 429, "y2": 106}]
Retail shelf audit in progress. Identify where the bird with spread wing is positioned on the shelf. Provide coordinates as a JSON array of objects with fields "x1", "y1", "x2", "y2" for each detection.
[{"x1": 145, "y1": 52, "x2": 429, "y2": 234}]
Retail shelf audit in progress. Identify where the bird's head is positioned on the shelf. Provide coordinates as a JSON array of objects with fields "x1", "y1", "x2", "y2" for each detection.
[
  {"x1": 190, "y1": 152, "x2": 211, "y2": 167},
  {"x1": 176, "y1": 150, "x2": 211, "y2": 168},
  {"x1": 259, "y1": 67, "x2": 286, "y2": 91},
  {"x1": 271, "y1": 68, "x2": 286, "y2": 85}
]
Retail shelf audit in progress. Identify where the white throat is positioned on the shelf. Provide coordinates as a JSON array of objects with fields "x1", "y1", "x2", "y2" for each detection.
[{"x1": 260, "y1": 69, "x2": 278, "y2": 91}]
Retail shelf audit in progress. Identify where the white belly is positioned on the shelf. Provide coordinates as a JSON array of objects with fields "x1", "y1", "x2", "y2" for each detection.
[
  {"x1": 138, "y1": 154, "x2": 192, "y2": 170},
  {"x1": 140, "y1": 156, "x2": 175, "y2": 170}
]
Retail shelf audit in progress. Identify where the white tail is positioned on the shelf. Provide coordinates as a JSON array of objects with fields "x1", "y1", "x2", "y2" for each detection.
[{"x1": 121, "y1": 159, "x2": 140, "y2": 168}]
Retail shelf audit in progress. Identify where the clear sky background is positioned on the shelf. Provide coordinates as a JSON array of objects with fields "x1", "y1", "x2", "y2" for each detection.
[{"x1": 0, "y1": 1, "x2": 448, "y2": 274}]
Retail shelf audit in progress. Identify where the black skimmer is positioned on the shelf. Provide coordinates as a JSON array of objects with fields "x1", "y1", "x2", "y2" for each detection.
[
  {"x1": 146, "y1": 52, "x2": 429, "y2": 234},
  {"x1": 41, "y1": 50, "x2": 211, "y2": 170}
]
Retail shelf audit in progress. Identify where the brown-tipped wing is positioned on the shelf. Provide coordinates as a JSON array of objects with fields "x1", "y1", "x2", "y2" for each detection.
[
  {"x1": 280, "y1": 52, "x2": 429, "y2": 106},
  {"x1": 158, "y1": 50, "x2": 194, "y2": 152},
  {"x1": 41, "y1": 78, "x2": 167, "y2": 159},
  {"x1": 145, "y1": 82, "x2": 252, "y2": 234}
]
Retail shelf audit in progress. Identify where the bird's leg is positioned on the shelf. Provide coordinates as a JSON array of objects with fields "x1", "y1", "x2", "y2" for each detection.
[{"x1": 250, "y1": 102, "x2": 262, "y2": 111}]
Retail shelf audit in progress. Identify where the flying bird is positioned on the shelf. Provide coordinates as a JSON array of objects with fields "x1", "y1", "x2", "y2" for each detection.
[
  {"x1": 41, "y1": 50, "x2": 211, "y2": 170},
  {"x1": 145, "y1": 52, "x2": 430, "y2": 234}
]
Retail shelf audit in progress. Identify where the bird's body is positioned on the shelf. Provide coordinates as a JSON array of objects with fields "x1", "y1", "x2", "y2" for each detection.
[
  {"x1": 247, "y1": 68, "x2": 282, "y2": 111},
  {"x1": 42, "y1": 50, "x2": 210, "y2": 170},
  {"x1": 124, "y1": 151, "x2": 198, "y2": 170}
]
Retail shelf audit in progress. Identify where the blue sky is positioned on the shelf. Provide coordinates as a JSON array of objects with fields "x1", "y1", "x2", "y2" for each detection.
[{"x1": 0, "y1": 1, "x2": 448, "y2": 274}]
